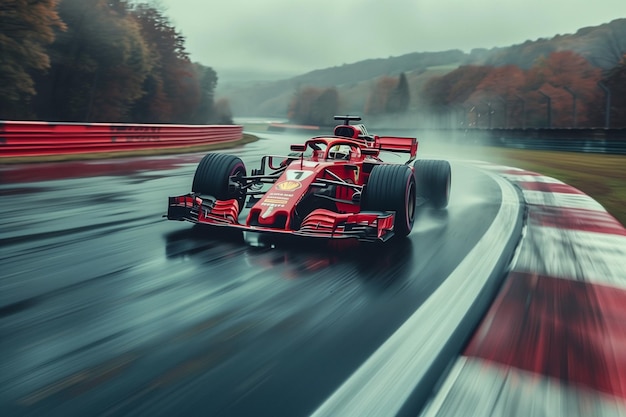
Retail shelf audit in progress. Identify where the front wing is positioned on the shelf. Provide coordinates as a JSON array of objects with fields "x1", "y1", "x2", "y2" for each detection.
[{"x1": 167, "y1": 194, "x2": 397, "y2": 242}]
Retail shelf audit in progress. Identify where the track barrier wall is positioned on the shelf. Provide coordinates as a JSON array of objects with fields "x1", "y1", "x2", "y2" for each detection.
[
  {"x1": 0, "y1": 121, "x2": 243, "y2": 158},
  {"x1": 398, "y1": 127, "x2": 626, "y2": 154},
  {"x1": 467, "y1": 127, "x2": 626, "y2": 154}
]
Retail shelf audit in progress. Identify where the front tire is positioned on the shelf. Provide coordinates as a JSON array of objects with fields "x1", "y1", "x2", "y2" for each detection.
[
  {"x1": 361, "y1": 164, "x2": 416, "y2": 237},
  {"x1": 413, "y1": 160, "x2": 451, "y2": 209},
  {"x1": 192, "y1": 153, "x2": 247, "y2": 212}
]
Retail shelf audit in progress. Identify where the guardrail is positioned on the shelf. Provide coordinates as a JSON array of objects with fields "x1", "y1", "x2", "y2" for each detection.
[
  {"x1": 0, "y1": 121, "x2": 243, "y2": 158},
  {"x1": 469, "y1": 128, "x2": 626, "y2": 154},
  {"x1": 399, "y1": 127, "x2": 626, "y2": 155}
]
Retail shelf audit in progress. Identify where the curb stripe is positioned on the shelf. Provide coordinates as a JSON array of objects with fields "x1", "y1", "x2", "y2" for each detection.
[
  {"x1": 528, "y1": 206, "x2": 626, "y2": 236},
  {"x1": 421, "y1": 357, "x2": 626, "y2": 417},
  {"x1": 516, "y1": 181, "x2": 586, "y2": 194},
  {"x1": 310, "y1": 173, "x2": 521, "y2": 417},
  {"x1": 464, "y1": 272, "x2": 626, "y2": 400},
  {"x1": 420, "y1": 162, "x2": 626, "y2": 417},
  {"x1": 513, "y1": 227, "x2": 626, "y2": 288},
  {"x1": 522, "y1": 190, "x2": 606, "y2": 211}
]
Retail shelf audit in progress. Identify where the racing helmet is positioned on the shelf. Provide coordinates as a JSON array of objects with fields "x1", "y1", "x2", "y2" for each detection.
[{"x1": 328, "y1": 144, "x2": 351, "y2": 160}]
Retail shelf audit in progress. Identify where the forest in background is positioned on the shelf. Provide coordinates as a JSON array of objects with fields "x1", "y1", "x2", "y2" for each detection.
[
  {"x1": 2, "y1": 2, "x2": 625, "y2": 128},
  {"x1": 226, "y1": 19, "x2": 626, "y2": 128},
  {"x1": 0, "y1": 0, "x2": 232, "y2": 124}
]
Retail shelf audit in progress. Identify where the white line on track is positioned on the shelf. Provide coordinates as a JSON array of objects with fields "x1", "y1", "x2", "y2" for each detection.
[{"x1": 309, "y1": 172, "x2": 521, "y2": 417}]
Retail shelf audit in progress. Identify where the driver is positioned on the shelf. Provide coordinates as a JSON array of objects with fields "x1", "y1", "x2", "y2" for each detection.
[{"x1": 328, "y1": 144, "x2": 351, "y2": 160}]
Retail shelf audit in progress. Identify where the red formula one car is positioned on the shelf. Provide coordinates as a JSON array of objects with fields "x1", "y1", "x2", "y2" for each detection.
[{"x1": 167, "y1": 116, "x2": 451, "y2": 242}]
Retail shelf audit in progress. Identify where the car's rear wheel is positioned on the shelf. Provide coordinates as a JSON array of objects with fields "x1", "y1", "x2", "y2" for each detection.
[
  {"x1": 192, "y1": 153, "x2": 247, "y2": 212},
  {"x1": 361, "y1": 164, "x2": 416, "y2": 237},
  {"x1": 413, "y1": 159, "x2": 451, "y2": 209}
]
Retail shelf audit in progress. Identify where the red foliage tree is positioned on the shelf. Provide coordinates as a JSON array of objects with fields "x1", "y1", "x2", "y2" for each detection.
[
  {"x1": 365, "y1": 76, "x2": 397, "y2": 115},
  {"x1": 0, "y1": 0, "x2": 66, "y2": 119},
  {"x1": 130, "y1": 3, "x2": 199, "y2": 123},
  {"x1": 33, "y1": 0, "x2": 153, "y2": 122},
  {"x1": 365, "y1": 73, "x2": 411, "y2": 115},
  {"x1": 468, "y1": 65, "x2": 526, "y2": 127},
  {"x1": 421, "y1": 51, "x2": 604, "y2": 128},
  {"x1": 603, "y1": 54, "x2": 626, "y2": 127},
  {"x1": 288, "y1": 86, "x2": 339, "y2": 125},
  {"x1": 524, "y1": 51, "x2": 602, "y2": 127}
]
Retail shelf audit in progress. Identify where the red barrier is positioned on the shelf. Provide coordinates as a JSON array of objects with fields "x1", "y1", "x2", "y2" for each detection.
[{"x1": 0, "y1": 121, "x2": 244, "y2": 158}]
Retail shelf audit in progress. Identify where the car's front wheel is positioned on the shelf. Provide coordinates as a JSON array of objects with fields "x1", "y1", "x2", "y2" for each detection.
[
  {"x1": 361, "y1": 164, "x2": 416, "y2": 237},
  {"x1": 192, "y1": 153, "x2": 247, "y2": 212}
]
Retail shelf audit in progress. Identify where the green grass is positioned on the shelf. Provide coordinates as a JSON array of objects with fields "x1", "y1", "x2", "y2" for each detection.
[{"x1": 480, "y1": 147, "x2": 626, "y2": 227}]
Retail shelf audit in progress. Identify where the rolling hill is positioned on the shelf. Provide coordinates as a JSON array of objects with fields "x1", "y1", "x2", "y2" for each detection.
[{"x1": 218, "y1": 18, "x2": 626, "y2": 118}]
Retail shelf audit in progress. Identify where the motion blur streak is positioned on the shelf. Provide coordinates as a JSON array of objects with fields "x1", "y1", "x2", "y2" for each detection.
[
  {"x1": 310, "y1": 174, "x2": 520, "y2": 417},
  {"x1": 422, "y1": 357, "x2": 626, "y2": 417},
  {"x1": 421, "y1": 164, "x2": 626, "y2": 417},
  {"x1": 465, "y1": 272, "x2": 626, "y2": 399},
  {"x1": 0, "y1": 132, "x2": 514, "y2": 416}
]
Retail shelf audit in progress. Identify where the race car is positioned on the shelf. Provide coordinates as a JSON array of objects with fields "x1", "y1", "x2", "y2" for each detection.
[{"x1": 167, "y1": 116, "x2": 451, "y2": 242}]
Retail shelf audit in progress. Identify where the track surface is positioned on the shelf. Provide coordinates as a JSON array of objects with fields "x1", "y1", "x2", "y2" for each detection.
[{"x1": 1, "y1": 132, "x2": 507, "y2": 416}]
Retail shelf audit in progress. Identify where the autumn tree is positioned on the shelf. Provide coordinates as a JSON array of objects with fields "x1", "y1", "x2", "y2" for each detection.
[
  {"x1": 421, "y1": 52, "x2": 605, "y2": 128},
  {"x1": 129, "y1": 3, "x2": 201, "y2": 124},
  {"x1": 387, "y1": 72, "x2": 410, "y2": 113},
  {"x1": 288, "y1": 86, "x2": 339, "y2": 125},
  {"x1": 213, "y1": 98, "x2": 234, "y2": 125},
  {"x1": 420, "y1": 65, "x2": 492, "y2": 127},
  {"x1": 187, "y1": 64, "x2": 219, "y2": 124},
  {"x1": 603, "y1": 54, "x2": 626, "y2": 127},
  {"x1": 522, "y1": 51, "x2": 602, "y2": 127},
  {"x1": 465, "y1": 65, "x2": 526, "y2": 127},
  {"x1": 34, "y1": 0, "x2": 152, "y2": 122},
  {"x1": 84, "y1": 2, "x2": 153, "y2": 122},
  {"x1": 365, "y1": 76, "x2": 398, "y2": 115},
  {"x1": 422, "y1": 65, "x2": 492, "y2": 108},
  {"x1": 0, "y1": 0, "x2": 66, "y2": 119},
  {"x1": 365, "y1": 73, "x2": 413, "y2": 115}
]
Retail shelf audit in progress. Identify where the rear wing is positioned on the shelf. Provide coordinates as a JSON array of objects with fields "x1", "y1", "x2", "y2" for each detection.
[{"x1": 375, "y1": 136, "x2": 418, "y2": 163}]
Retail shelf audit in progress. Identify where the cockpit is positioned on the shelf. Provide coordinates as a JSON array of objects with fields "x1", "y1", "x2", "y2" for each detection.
[
  {"x1": 327, "y1": 144, "x2": 352, "y2": 160},
  {"x1": 302, "y1": 140, "x2": 360, "y2": 161}
]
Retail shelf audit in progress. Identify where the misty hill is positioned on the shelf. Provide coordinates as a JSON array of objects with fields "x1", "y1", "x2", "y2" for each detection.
[
  {"x1": 466, "y1": 18, "x2": 626, "y2": 69},
  {"x1": 219, "y1": 18, "x2": 626, "y2": 118}
]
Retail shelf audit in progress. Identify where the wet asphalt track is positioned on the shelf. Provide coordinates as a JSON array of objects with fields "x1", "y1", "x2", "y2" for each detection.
[{"x1": 0, "y1": 131, "x2": 507, "y2": 416}]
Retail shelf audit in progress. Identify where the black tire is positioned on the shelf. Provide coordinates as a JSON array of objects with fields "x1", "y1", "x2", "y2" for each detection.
[
  {"x1": 413, "y1": 159, "x2": 451, "y2": 209},
  {"x1": 361, "y1": 164, "x2": 416, "y2": 237},
  {"x1": 192, "y1": 153, "x2": 246, "y2": 211}
]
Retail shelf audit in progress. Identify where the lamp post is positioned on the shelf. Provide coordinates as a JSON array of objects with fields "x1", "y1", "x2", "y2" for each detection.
[
  {"x1": 467, "y1": 105, "x2": 477, "y2": 128},
  {"x1": 515, "y1": 94, "x2": 526, "y2": 129},
  {"x1": 492, "y1": 96, "x2": 508, "y2": 128},
  {"x1": 563, "y1": 86, "x2": 577, "y2": 128},
  {"x1": 481, "y1": 100, "x2": 493, "y2": 128},
  {"x1": 538, "y1": 90, "x2": 552, "y2": 128},
  {"x1": 598, "y1": 81, "x2": 611, "y2": 128}
]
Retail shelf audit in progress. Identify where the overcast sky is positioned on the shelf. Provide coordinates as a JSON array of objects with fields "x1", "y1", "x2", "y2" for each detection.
[{"x1": 157, "y1": 0, "x2": 624, "y2": 79}]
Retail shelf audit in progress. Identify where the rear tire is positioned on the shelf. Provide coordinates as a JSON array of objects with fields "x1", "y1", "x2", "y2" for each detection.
[
  {"x1": 361, "y1": 164, "x2": 416, "y2": 237},
  {"x1": 192, "y1": 153, "x2": 246, "y2": 212},
  {"x1": 413, "y1": 160, "x2": 451, "y2": 209}
]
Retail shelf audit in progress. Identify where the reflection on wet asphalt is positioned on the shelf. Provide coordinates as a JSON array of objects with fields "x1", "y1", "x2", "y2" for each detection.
[{"x1": 0, "y1": 133, "x2": 503, "y2": 416}]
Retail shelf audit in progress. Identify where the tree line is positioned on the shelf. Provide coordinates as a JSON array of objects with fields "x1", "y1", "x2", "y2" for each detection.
[
  {"x1": 288, "y1": 51, "x2": 626, "y2": 128},
  {"x1": 288, "y1": 73, "x2": 411, "y2": 125},
  {"x1": 421, "y1": 50, "x2": 625, "y2": 128},
  {"x1": 0, "y1": 0, "x2": 232, "y2": 124}
]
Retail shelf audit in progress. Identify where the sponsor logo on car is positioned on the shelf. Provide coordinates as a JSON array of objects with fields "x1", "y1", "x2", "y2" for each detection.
[{"x1": 276, "y1": 180, "x2": 302, "y2": 191}]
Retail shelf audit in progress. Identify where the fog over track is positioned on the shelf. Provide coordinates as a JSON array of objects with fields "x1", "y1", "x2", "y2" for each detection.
[{"x1": 0, "y1": 131, "x2": 520, "y2": 416}]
